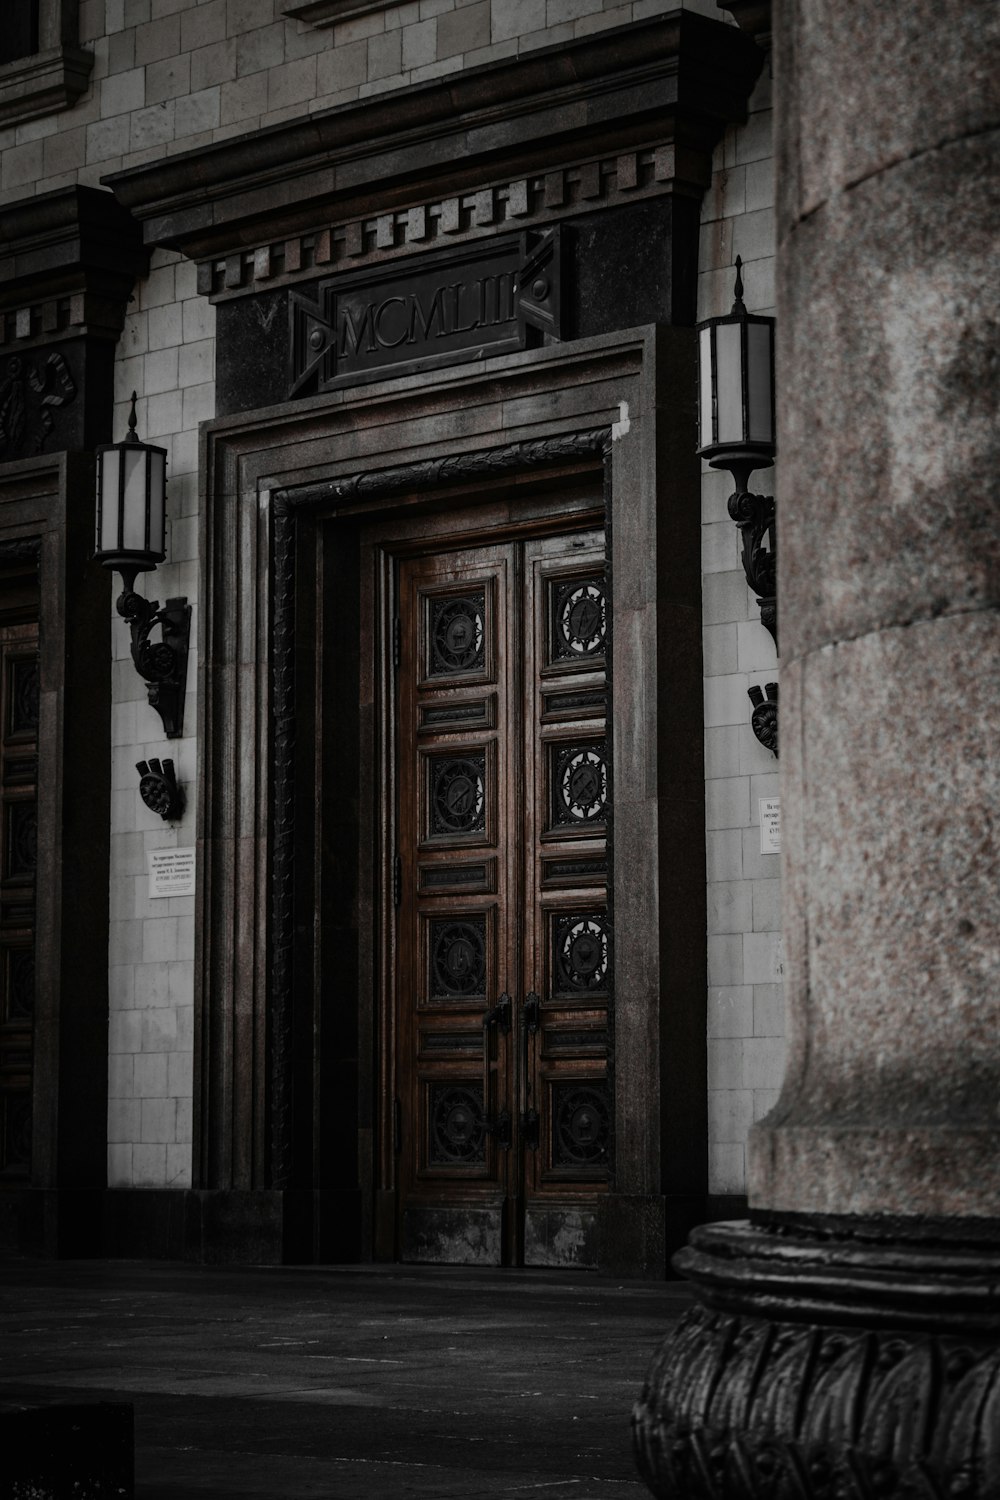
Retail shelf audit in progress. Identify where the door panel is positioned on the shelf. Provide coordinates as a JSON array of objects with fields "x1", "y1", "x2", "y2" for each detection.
[{"x1": 393, "y1": 521, "x2": 609, "y2": 1267}]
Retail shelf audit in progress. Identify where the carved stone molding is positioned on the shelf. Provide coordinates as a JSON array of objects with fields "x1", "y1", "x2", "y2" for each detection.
[
  {"x1": 0, "y1": 188, "x2": 147, "y2": 460},
  {"x1": 0, "y1": 2, "x2": 92, "y2": 129},
  {"x1": 196, "y1": 143, "x2": 709, "y2": 303},
  {"x1": 105, "y1": 14, "x2": 762, "y2": 277},
  {"x1": 633, "y1": 1219, "x2": 1000, "y2": 1499}
]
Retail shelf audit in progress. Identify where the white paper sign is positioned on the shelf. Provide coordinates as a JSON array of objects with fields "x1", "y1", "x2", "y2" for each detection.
[
  {"x1": 759, "y1": 798, "x2": 781, "y2": 855},
  {"x1": 148, "y1": 847, "x2": 196, "y2": 898}
]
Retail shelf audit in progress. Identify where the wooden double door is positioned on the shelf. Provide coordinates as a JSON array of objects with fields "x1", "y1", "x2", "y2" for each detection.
[{"x1": 391, "y1": 520, "x2": 611, "y2": 1266}]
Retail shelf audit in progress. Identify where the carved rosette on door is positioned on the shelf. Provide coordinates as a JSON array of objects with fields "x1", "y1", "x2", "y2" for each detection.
[{"x1": 393, "y1": 523, "x2": 610, "y2": 1267}]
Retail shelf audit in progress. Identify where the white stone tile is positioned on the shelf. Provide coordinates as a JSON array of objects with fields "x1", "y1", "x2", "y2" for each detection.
[
  {"x1": 703, "y1": 570, "x2": 754, "y2": 627},
  {"x1": 702, "y1": 518, "x2": 741, "y2": 574},
  {"x1": 709, "y1": 1143, "x2": 745, "y2": 1195},
  {"x1": 708, "y1": 1088, "x2": 753, "y2": 1144},
  {"x1": 100, "y1": 67, "x2": 146, "y2": 117},
  {"x1": 166, "y1": 1144, "x2": 192, "y2": 1187},
  {"x1": 708, "y1": 934, "x2": 743, "y2": 989},
  {"x1": 707, "y1": 880, "x2": 752, "y2": 935},
  {"x1": 132, "y1": 1144, "x2": 168, "y2": 1186},
  {"x1": 706, "y1": 775, "x2": 749, "y2": 831},
  {"x1": 108, "y1": 1098, "x2": 141, "y2": 1142},
  {"x1": 704, "y1": 673, "x2": 755, "y2": 729},
  {"x1": 704, "y1": 725, "x2": 740, "y2": 780},
  {"x1": 109, "y1": 963, "x2": 136, "y2": 1010},
  {"x1": 134, "y1": 962, "x2": 171, "y2": 1008},
  {"x1": 752, "y1": 879, "x2": 782, "y2": 933},
  {"x1": 175, "y1": 1096, "x2": 193, "y2": 1145},
  {"x1": 702, "y1": 622, "x2": 737, "y2": 677},
  {"x1": 175, "y1": 1005, "x2": 194, "y2": 1050},
  {"x1": 141, "y1": 917, "x2": 180, "y2": 965},
  {"x1": 742, "y1": 1035, "x2": 787, "y2": 1091},
  {"x1": 707, "y1": 986, "x2": 753, "y2": 1039},
  {"x1": 107, "y1": 1144, "x2": 133, "y2": 1187},
  {"x1": 109, "y1": 1054, "x2": 134, "y2": 1099},
  {"x1": 737, "y1": 619, "x2": 777, "y2": 674},
  {"x1": 141, "y1": 1006, "x2": 180, "y2": 1053},
  {"x1": 141, "y1": 1097, "x2": 177, "y2": 1142},
  {"x1": 706, "y1": 828, "x2": 742, "y2": 884},
  {"x1": 168, "y1": 1051, "x2": 193, "y2": 1097},
  {"x1": 753, "y1": 982, "x2": 784, "y2": 1037},
  {"x1": 743, "y1": 929, "x2": 783, "y2": 985},
  {"x1": 182, "y1": 381, "x2": 215, "y2": 428},
  {"x1": 134, "y1": 1052, "x2": 169, "y2": 1097}
]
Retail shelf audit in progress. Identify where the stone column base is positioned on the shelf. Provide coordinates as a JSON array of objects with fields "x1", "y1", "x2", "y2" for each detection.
[{"x1": 632, "y1": 1218, "x2": 1000, "y2": 1498}]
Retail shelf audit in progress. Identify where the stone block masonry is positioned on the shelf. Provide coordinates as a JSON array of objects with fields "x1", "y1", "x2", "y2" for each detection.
[
  {"x1": 106, "y1": 247, "x2": 210, "y2": 1191},
  {"x1": 698, "y1": 66, "x2": 784, "y2": 1198}
]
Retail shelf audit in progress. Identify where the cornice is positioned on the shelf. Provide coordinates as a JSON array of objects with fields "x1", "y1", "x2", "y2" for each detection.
[
  {"x1": 104, "y1": 12, "x2": 762, "y2": 277},
  {"x1": 0, "y1": 185, "x2": 148, "y2": 345}
]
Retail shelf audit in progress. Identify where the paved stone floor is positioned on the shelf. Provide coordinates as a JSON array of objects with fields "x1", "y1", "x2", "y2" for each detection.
[{"x1": 0, "y1": 1260, "x2": 693, "y2": 1498}]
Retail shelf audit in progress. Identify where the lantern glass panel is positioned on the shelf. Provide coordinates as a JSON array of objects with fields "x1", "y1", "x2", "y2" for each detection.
[
  {"x1": 747, "y1": 321, "x2": 773, "y2": 445},
  {"x1": 122, "y1": 446, "x2": 148, "y2": 552},
  {"x1": 698, "y1": 326, "x2": 714, "y2": 450},
  {"x1": 149, "y1": 451, "x2": 166, "y2": 555},
  {"x1": 715, "y1": 321, "x2": 744, "y2": 446},
  {"x1": 99, "y1": 449, "x2": 121, "y2": 553}
]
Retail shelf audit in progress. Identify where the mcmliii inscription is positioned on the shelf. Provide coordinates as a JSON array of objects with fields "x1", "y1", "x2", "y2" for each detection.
[{"x1": 289, "y1": 230, "x2": 561, "y2": 395}]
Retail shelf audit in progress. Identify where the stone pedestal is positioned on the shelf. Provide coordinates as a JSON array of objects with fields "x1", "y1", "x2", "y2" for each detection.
[{"x1": 633, "y1": 1, "x2": 1000, "y2": 1493}]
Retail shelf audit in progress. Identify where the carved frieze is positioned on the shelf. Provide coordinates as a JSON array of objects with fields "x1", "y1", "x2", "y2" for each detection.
[{"x1": 0, "y1": 350, "x2": 76, "y2": 463}]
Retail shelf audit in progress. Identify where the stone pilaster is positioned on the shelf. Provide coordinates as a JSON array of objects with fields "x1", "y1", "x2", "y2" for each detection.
[{"x1": 633, "y1": 1, "x2": 1000, "y2": 1493}]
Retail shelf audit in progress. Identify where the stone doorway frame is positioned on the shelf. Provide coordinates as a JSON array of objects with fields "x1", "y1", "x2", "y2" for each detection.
[{"x1": 194, "y1": 326, "x2": 708, "y2": 1274}]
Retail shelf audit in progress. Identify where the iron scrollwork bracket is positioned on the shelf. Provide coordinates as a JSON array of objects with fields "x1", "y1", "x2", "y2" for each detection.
[
  {"x1": 728, "y1": 486, "x2": 776, "y2": 650},
  {"x1": 117, "y1": 588, "x2": 191, "y2": 740}
]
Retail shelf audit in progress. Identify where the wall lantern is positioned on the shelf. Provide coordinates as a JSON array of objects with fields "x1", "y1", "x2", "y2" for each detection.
[
  {"x1": 94, "y1": 393, "x2": 191, "y2": 740},
  {"x1": 697, "y1": 257, "x2": 779, "y2": 754}
]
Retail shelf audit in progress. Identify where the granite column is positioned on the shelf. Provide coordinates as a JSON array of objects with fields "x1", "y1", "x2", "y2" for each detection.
[{"x1": 634, "y1": 1, "x2": 1000, "y2": 1492}]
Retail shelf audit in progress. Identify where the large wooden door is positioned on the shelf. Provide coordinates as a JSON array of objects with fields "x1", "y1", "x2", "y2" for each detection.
[{"x1": 392, "y1": 522, "x2": 611, "y2": 1266}]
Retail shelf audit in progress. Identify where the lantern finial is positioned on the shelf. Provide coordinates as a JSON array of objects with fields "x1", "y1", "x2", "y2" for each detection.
[
  {"x1": 126, "y1": 391, "x2": 139, "y2": 443},
  {"x1": 731, "y1": 256, "x2": 746, "y2": 315}
]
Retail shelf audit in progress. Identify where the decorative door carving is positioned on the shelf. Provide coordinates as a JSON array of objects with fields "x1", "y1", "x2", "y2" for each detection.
[{"x1": 393, "y1": 524, "x2": 610, "y2": 1266}]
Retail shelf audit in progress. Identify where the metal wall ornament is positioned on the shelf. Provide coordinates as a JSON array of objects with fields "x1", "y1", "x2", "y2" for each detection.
[
  {"x1": 748, "y1": 681, "x2": 778, "y2": 758},
  {"x1": 136, "y1": 757, "x2": 184, "y2": 822},
  {"x1": 94, "y1": 394, "x2": 191, "y2": 741},
  {"x1": 697, "y1": 258, "x2": 779, "y2": 753}
]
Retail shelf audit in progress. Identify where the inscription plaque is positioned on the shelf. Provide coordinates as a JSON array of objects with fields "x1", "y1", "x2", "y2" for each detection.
[{"x1": 289, "y1": 230, "x2": 561, "y2": 395}]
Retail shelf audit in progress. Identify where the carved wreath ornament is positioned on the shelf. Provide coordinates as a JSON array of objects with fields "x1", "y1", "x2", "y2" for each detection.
[{"x1": 633, "y1": 1302, "x2": 999, "y2": 1499}]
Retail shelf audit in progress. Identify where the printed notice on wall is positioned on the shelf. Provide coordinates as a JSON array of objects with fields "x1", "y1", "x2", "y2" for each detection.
[
  {"x1": 148, "y1": 847, "x2": 196, "y2": 898},
  {"x1": 759, "y1": 799, "x2": 781, "y2": 855}
]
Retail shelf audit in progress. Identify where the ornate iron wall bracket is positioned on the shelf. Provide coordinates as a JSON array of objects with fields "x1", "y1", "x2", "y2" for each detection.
[
  {"x1": 748, "y1": 680, "x2": 778, "y2": 758},
  {"x1": 136, "y1": 757, "x2": 184, "y2": 821},
  {"x1": 117, "y1": 589, "x2": 191, "y2": 740},
  {"x1": 727, "y1": 484, "x2": 776, "y2": 650}
]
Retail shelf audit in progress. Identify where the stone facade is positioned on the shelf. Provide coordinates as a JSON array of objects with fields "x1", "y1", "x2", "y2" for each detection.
[{"x1": 0, "y1": 0, "x2": 780, "y2": 1257}]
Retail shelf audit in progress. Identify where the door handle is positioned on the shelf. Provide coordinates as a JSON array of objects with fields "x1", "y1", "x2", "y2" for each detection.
[
  {"x1": 483, "y1": 991, "x2": 512, "y2": 1037},
  {"x1": 483, "y1": 994, "x2": 511, "y2": 1151},
  {"x1": 521, "y1": 992, "x2": 540, "y2": 1150}
]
